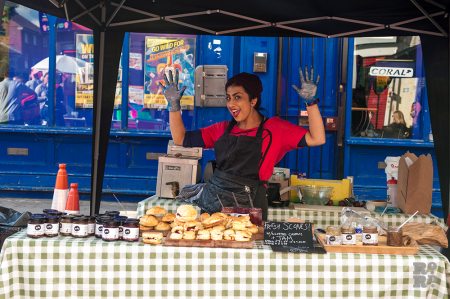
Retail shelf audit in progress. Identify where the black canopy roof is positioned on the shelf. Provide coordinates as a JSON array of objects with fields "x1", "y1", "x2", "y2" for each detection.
[{"x1": 2, "y1": 1, "x2": 449, "y2": 231}]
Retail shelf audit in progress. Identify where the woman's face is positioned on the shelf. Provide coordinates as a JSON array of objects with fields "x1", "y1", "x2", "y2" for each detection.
[
  {"x1": 226, "y1": 85, "x2": 256, "y2": 122},
  {"x1": 392, "y1": 112, "x2": 401, "y2": 123}
]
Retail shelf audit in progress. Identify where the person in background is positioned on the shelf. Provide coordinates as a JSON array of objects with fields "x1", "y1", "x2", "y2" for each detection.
[
  {"x1": 391, "y1": 110, "x2": 407, "y2": 128},
  {"x1": 25, "y1": 71, "x2": 42, "y2": 91},
  {"x1": 162, "y1": 68, "x2": 325, "y2": 219},
  {"x1": 387, "y1": 110, "x2": 409, "y2": 138},
  {"x1": 35, "y1": 72, "x2": 49, "y2": 125},
  {"x1": 0, "y1": 69, "x2": 15, "y2": 123}
]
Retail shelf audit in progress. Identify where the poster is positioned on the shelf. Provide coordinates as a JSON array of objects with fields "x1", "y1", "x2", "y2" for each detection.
[
  {"x1": 75, "y1": 34, "x2": 122, "y2": 108},
  {"x1": 129, "y1": 53, "x2": 142, "y2": 70},
  {"x1": 129, "y1": 85, "x2": 144, "y2": 105},
  {"x1": 144, "y1": 36, "x2": 195, "y2": 109},
  {"x1": 75, "y1": 34, "x2": 94, "y2": 108}
]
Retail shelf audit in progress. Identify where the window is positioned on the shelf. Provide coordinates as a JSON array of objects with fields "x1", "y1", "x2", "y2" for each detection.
[
  {"x1": 122, "y1": 33, "x2": 196, "y2": 132},
  {"x1": 0, "y1": 3, "x2": 49, "y2": 126},
  {"x1": 351, "y1": 36, "x2": 425, "y2": 140}
]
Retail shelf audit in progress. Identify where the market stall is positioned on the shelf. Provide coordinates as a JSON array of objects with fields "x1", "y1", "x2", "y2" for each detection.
[
  {"x1": 137, "y1": 196, "x2": 447, "y2": 230},
  {"x1": 0, "y1": 230, "x2": 448, "y2": 298}
]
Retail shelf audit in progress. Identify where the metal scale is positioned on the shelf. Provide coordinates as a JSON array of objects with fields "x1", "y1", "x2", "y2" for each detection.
[{"x1": 155, "y1": 141, "x2": 203, "y2": 199}]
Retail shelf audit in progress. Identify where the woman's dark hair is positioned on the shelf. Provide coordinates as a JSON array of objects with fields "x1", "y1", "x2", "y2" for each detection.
[{"x1": 225, "y1": 72, "x2": 263, "y2": 110}]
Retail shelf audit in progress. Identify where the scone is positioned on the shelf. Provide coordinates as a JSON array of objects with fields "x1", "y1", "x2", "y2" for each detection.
[
  {"x1": 146, "y1": 206, "x2": 167, "y2": 217},
  {"x1": 199, "y1": 212, "x2": 210, "y2": 222},
  {"x1": 161, "y1": 213, "x2": 176, "y2": 223},
  {"x1": 209, "y1": 225, "x2": 225, "y2": 232},
  {"x1": 155, "y1": 222, "x2": 171, "y2": 231},
  {"x1": 183, "y1": 221, "x2": 203, "y2": 232},
  {"x1": 247, "y1": 224, "x2": 259, "y2": 234},
  {"x1": 235, "y1": 230, "x2": 252, "y2": 242},
  {"x1": 183, "y1": 231, "x2": 196, "y2": 240},
  {"x1": 223, "y1": 229, "x2": 235, "y2": 241},
  {"x1": 176, "y1": 205, "x2": 198, "y2": 222},
  {"x1": 210, "y1": 230, "x2": 224, "y2": 241},
  {"x1": 170, "y1": 225, "x2": 184, "y2": 239},
  {"x1": 140, "y1": 215, "x2": 159, "y2": 227},
  {"x1": 170, "y1": 218, "x2": 184, "y2": 228},
  {"x1": 202, "y1": 213, "x2": 227, "y2": 228},
  {"x1": 196, "y1": 229, "x2": 210, "y2": 240},
  {"x1": 142, "y1": 231, "x2": 163, "y2": 245},
  {"x1": 232, "y1": 220, "x2": 247, "y2": 231}
]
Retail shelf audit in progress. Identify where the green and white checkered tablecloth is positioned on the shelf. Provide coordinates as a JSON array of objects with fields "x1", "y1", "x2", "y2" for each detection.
[
  {"x1": 137, "y1": 196, "x2": 448, "y2": 230},
  {"x1": 1, "y1": 231, "x2": 449, "y2": 298}
]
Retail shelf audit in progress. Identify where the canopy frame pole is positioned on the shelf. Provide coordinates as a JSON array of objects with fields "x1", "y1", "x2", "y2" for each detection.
[
  {"x1": 275, "y1": 24, "x2": 328, "y2": 37},
  {"x1": 277, "y1": 17, "x2": 330, "y2": 25},
  {"x1": 390, "y1": 25, "x2": 446, "y2": 36},
  {"x1": 330, "y1": 26, "x2": 385, "y2": 38},
  {"x1": 424, "y1": 0, "x2": 446, "y2": 9},
  {"x1": 106, "y1": 0, "x2": 126, "y2": 27},
  {"x1": 390, "y1": 11, "x2": 445, "y2": 26},
  {"x1": 410, "y1": 0, "x2": 448, "y2": 36},
  {"x1": 109, "y1": 17, "x2": 160, "y2": 27},
  {"x1": 216, "y1": 24, "x2": 271, "y2": 35},
  {"x1": 48, "y1": 0, "x2": 62, "y2": 8},
  {"x1": 71, "y1": 3, "x2": 101, "y2": 21},
  {"x1": 110, "y1": 2, "x2": 159, "y2": 17},
  {"x1": 164, "y1": 18, "x2": 216, "y2": 35},
  {"x1": 73, "y1": 0, "x2": 101, "y2": 25},
  {"x1": 63, "y1": 1, "x2": 69, "y2": 21}
]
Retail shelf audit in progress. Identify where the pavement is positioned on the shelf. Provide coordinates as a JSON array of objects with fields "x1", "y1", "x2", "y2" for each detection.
[{"x1": 0, "y1": 197, "x2": 140, "y2": 215}]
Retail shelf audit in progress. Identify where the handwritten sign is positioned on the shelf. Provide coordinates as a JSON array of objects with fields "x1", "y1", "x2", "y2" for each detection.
[{"x1": 264, "y1": 221, "x2": 314, "y2": 251}]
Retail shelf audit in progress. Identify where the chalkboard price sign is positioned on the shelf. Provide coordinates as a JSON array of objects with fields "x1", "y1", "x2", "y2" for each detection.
[{"x1": 264, "y1": 221, "x2": 315, "y2": 252}]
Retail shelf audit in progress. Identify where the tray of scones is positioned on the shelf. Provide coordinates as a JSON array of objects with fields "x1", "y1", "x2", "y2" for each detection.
[
  {"x1": 142, "y1": 204, "x2": 262, "y2": 248},
  {"x1": 140, "y1": 206, "x2": 174, "y2": 245}
]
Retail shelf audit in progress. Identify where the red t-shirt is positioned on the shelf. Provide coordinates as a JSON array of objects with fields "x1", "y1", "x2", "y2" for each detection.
[{"x1": 200, "y1": 117, "x2": 308, "y2": 181}]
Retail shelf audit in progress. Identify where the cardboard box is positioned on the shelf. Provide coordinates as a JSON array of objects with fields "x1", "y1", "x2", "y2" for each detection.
[{"x1": 396, "y1": 152, "x2": 433, "y2": 214}]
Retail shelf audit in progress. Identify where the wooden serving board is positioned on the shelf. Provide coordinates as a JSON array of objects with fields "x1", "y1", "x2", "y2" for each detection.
[
  {"x1": 164, "y1": 233, "x2": 254, "y2": 249},
  {"x1": 252, "y1": 226, "x2": 264, "y2": 241},
  {"x1": 293, "y1": 204, "x2": 370, "y2": 214},
  {"x1": 316, "y1": 233, "x2": 419, "y2": 255}
]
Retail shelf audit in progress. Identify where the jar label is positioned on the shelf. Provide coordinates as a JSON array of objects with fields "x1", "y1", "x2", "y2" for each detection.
[
  {"x1": 27, "y1": 223, "x2": 45, "y2": 236},
  {"x1": 60, "y1": 222, "x2": 72, "y2": 234},
  {"x1": 45, "y1": 223, "x2": 59, "y2": 235},
  {"x1": 88, "y1": 223, "x2": 95, "y2": 235},
  {"x1": 341, "y1": 233, "x2": 356, "y2": 245},
  {"x1": 72, "y1": 224, "x2": 89, "y2": 237},
  {"x1": 102, "y1": 227, "x2": 119, "y2": 240},
  {"x1": 123, "y1": 227, "x2": 139, "y2": 240},
  {"x1": 326, "y1": 234, "x2": 342, "y2": 245},
  {"x1": 362, "y1": 233, "x2": 378, "y2": 245},
  {"x1": 95, "y1": 224, "x2": 103, "y2": 237}
]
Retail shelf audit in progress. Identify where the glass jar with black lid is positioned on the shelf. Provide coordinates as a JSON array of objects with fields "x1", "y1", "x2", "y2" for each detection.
[
  {"x1": 60, "y1": 215, "x2": 76, "y2": 236},
  {"x1": 102, "y1": 219, "x2": 119, "y2": 241},
  {"x1": 71, "y1": 216, "x2": 89, "y2": 238},
  {"x1": 45, "y1": 215, "x2": 60, "y2": 237},
  {"x1": 122, "y1": 218, "x2": 140, "y2": 242},
  {"x1": 27, "y1": 214, "x2": 47, "y2": 238}
]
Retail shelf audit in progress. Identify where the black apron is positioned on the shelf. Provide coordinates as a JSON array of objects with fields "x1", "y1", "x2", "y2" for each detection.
[{"x1": 196, "y1": 117, "x2": 268, "y2": 220}]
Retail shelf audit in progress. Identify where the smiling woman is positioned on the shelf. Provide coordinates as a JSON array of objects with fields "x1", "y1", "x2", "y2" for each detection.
[{"x1": 161, "y1": 69, "x2": 325, "y2": 219}]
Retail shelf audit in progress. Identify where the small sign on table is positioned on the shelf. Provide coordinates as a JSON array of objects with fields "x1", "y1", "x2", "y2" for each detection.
[{"x1": 264, "y1": 221, "x2": 325, "y2": 253}]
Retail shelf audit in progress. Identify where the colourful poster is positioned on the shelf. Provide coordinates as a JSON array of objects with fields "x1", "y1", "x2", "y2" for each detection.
[
  {"x1": 129, "y1": 53, "x2": 142, "y2": 70},
  {"x1": 75, "y1": 34, "x2": 122, "y2": 108},
  {"x1": 144, "y1": 36, "x2": 195, "y2": 110},
  {"x1": 129, "y1": 85, "x2": 144, "y2": 105},
  {"x1": 75, "y1": 34, "x2": 94, "y2": 108}
]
